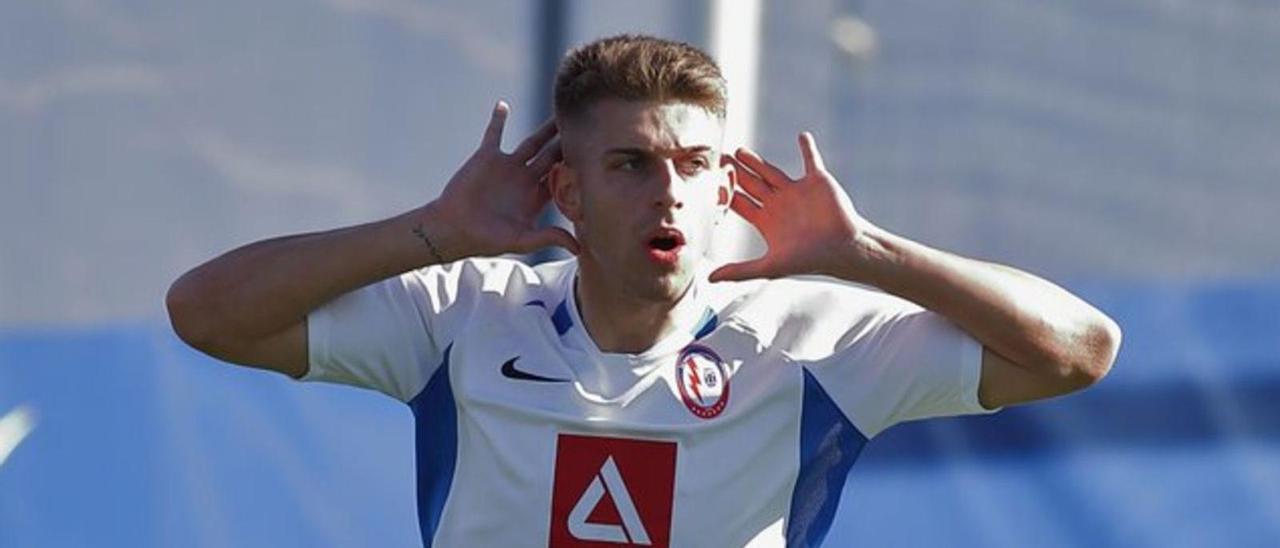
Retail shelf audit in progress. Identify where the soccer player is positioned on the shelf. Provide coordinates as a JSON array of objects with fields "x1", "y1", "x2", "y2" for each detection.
[{"x1": 167, "y1": 35, "x2": 1120, "y2": 547}]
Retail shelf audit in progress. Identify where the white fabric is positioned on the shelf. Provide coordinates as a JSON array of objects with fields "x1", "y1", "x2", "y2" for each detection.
[{"x1": 303, "y1": 257, "x2": 998, "y2": 546}]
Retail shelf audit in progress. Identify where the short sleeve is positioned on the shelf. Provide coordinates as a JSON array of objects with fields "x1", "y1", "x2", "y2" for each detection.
[
  {"x1": 302, "y1": 260, "x2": 485, "y2": 402},
  {"x1": 802, "y1": 294, "x2": 1000, "y2": 439}
]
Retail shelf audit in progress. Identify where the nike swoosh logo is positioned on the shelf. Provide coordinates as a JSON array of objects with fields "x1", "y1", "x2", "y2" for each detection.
[{"x1": 501, "y1": 357, "x2": 570, "y2": 383}]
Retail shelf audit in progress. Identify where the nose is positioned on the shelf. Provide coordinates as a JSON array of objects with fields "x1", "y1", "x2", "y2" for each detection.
[{"x1": 653, "y1": 159, "x2": 684, "y2": 210}]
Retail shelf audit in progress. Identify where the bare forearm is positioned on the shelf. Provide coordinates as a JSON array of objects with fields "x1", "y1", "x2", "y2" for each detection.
[
  {"x1": 165, "y1": 103, "x2": 570, "y2": 374},
  {"x1": 837, "y1": 226, "x2": 1121, "y2": 382},
  {"x1": 717, "y1": 134, "x2": 1120, "y2": 403},
  {"x1": 167, "y1": 205, "x2": 451, "y2": 345}
]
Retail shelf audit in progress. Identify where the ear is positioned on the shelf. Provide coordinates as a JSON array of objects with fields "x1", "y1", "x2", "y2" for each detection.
[
  {"x1": 548, "y1": 161, "x2": 583, "y2": 222},
  {"x1": 715, "y1": 156, "x2": 738, "y2": 220}
]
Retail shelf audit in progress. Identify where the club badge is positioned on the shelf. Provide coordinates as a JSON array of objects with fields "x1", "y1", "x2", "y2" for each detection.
[{"x1": 675, "y1": 345, "x2": 730, "y2": 419}]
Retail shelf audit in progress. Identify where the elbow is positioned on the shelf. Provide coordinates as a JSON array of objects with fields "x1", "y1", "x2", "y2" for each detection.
[
  {"x1": 165, "y1": 275, "x2": 217, "y2": 351},
  {"x1": 1064, "y1": 314, "x2": 1123, "y2": 389}
]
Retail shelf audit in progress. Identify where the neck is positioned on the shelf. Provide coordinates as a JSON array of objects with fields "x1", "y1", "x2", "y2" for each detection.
[{"x1": 574, "y1": 264, "x2": 692, "y2": 354}]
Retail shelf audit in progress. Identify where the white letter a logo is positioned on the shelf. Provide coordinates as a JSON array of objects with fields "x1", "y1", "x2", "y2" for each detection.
[{"x1": 567, "y1": 456, "x2": 652, "y2": 545}]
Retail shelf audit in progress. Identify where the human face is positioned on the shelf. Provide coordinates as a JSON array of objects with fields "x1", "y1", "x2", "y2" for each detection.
[{"x1": 553, "y1": 100, "x2": 733, "y2": 303}]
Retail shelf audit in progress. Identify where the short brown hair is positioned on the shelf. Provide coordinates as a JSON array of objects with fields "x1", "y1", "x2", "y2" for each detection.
[{"x1": 554, "y1": 34, "x2": 728, "y2": 122}]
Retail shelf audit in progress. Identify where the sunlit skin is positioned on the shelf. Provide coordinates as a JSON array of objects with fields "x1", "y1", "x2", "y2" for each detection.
[{"x1": 550, "y1": 100, "x2": 735, "y2": 352}]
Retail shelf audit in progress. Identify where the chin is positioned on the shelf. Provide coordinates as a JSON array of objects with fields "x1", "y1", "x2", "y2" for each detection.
[
  {"x1": 630, "y1": 266, "x2": 694, "y2": 303},
  {"x1": 580, "y1": 245, "x2": 699, "y2": 303}
]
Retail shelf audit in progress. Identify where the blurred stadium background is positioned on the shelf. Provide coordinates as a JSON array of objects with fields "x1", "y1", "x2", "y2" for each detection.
[{"x1": 3, "y1": 0, "x2": 1279, "y2": 546}]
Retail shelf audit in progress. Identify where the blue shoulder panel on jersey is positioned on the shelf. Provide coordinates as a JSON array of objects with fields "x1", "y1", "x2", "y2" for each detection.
[
  {"x1": 525, "y1": 299, "x2": 573, "y2": 336},
  {"x1": 693, "y1": 308, "x2": 718, "y2": 340},
  {"x1": 551, "y1": 300, "x2": 573, "y2": 335},
  {"x1": 408, "y1": 344, "x2": 458, "y2": 547},
  {"x1": 786, "y1": 368, "x2": 869, "y2": 547}
]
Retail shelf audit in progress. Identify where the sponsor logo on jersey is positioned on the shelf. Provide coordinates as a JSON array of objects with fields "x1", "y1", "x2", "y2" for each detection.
[
  {"x1": 500, "y1": 356, "x2": 570, "y2": 383},
  {"x1": 675, "y1": 344, "x2": 730, "y2": 419},
  {"x1": 549, "y1": 434, "x2": 677, "y2": 547}
]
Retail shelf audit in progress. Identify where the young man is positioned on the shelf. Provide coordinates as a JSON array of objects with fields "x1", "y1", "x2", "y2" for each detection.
[{"x1": 167, "y1": 35, "x2": 1120, "y2": 547}]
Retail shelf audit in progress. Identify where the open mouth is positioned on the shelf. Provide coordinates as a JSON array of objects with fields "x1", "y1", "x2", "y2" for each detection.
[
  {"x1": 650, "y1": 235, "x2": 681, "y2": 251},
  {"x1": 645, "y1": 228, "x2": 685, "y2": 265}
]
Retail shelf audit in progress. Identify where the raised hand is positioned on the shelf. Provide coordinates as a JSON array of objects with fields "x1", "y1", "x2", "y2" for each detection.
[
  {"x1": 426, "y1": 101, "x2": 579, "y2": 259},
  {"x1": 710, "y1": 132, "x2": 876, "y2": 282}
]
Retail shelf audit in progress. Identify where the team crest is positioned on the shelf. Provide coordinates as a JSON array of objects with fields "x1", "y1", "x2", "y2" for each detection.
[{"x1": 675, "y1": 345, "x2": 730, "y2": 419}]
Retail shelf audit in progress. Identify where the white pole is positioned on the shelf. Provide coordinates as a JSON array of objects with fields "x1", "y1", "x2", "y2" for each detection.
[{"x1": 707, "y1": 0, "x2": 766, "y2": 267}]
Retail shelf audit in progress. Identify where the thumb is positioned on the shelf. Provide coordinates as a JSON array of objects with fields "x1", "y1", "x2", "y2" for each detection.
[
  {"x1": 709, "y1": 258, "x2": 776, "y2": 283},
  {"x1": 514, "y1": 226, "x2": 580, "y2": 255}
]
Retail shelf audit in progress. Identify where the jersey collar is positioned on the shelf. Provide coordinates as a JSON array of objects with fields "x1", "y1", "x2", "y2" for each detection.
[{"x1": 557, "y1": 262, "x2": 715, "y2": 363}]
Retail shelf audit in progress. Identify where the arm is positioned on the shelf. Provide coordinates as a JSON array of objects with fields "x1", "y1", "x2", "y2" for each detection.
[
  {"x1": 836, "y1": 230, "x2": 1121, "y2": 408},
  {"x1": 712, "y1": 133, "x2": 1121, "y2": 409},
  {"x1": 166, "y1": 102, "x2": 577, "y2": 377}
]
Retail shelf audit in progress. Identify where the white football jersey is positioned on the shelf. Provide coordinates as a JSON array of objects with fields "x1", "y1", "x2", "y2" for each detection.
[{"x1": 303, "y1": 258, "x2": 998, "y2": 547}]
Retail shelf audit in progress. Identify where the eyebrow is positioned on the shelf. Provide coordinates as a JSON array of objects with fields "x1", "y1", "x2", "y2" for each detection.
[{"x1": 604, "y1": 146, "x2": 713, "y2": 157}]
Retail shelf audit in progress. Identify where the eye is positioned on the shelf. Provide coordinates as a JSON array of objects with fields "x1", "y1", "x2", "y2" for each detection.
[
  {"x1": 678, "y1": 157, "x2": 711, "y2": 176},
  {"x1": 614, "y1": 156, "x2": 645, "y2": 172}
]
